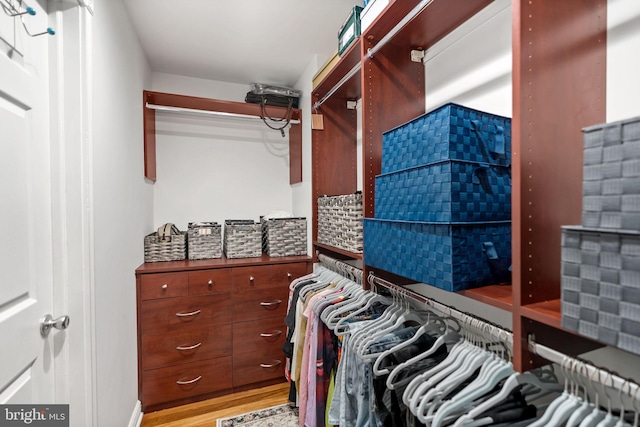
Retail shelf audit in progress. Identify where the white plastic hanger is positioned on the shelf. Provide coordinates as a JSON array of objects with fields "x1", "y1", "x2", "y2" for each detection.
[
  {"x1": 527, "y1": 356, "x2": 576, "y2": 427},
  {"x1": 372, "y1": 315, "x2": 446, "y2": 376}
]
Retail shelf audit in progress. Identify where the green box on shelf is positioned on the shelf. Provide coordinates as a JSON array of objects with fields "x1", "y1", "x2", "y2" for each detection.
[{"x1": 338, "y1": 6, "x2": 363, "y2": 56}]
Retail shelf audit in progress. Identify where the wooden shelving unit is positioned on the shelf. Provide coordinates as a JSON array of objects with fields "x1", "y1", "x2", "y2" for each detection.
[{"x1": 311, "y1": 0, "x2": 607, "y2": 371}]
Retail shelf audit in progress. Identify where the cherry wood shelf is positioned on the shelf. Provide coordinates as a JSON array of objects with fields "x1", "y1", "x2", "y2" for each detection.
[
  {"x1": 458, "y1": 285, "x2": 513, "y2": 312},
  {"x1": 142, "y1": 90, "x2": 303, "y2": 184},
  {"x1": 519, "y1": 300, "x2": 562, "y2": 330},
  {"x1": 312, "y1": 39, "x2": 362, "y2": 102},
  {"x1": 135, "y1": 254, "x2": 312, "y2": 275},
  {"x1": 313, "y1": 242, "x2": 363, "y2": 261}
]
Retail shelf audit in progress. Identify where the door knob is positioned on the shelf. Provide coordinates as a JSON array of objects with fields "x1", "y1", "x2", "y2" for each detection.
[{"x1": 40, "y1": 314, "x2": 70, "y2": 337}]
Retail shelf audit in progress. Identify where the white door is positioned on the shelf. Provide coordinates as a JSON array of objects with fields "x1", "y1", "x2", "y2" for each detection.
[{"x1": 0, "y1": 0, "x2": 62, "y2": 406}]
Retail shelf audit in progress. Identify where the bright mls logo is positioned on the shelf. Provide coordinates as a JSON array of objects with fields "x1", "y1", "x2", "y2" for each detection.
[{"x1": 0, "y1": 405, "x2": 69, "y2": 426}]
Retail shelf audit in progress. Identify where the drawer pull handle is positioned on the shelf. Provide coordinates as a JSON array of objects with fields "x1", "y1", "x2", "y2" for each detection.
[
  {"x1": 176, "y1": 375, "x2": 202, "y2": 385},
  {"x1": 162, "y1": 284, "x2": 168, "y2": 290},
  {"x1": 207, "y1": 280, "x2": 213, "y2": 286},
  {"x1": 249, "y1": 276, "x2": 255, "y2": 282},
  {"x1": 176, "y1": 309, "x2": 202, "y2": 317},
  {"x1": 260, "y1": 330, "x2": 282, "y2": 338},
  {"x1": 287, "y1": 273, "x2": 292, "y2": 279},
  {"x1": 260, "y1": 360, "x2": 282, "y2": 369},
  {"x1": 176, "y1": 342, "x2": 202, "y2": 351},
  {"x1": 260, "y1": 300, "x2": 282, "y2": 307}
]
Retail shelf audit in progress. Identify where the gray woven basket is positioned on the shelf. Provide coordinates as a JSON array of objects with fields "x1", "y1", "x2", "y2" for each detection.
[
  {"x1": 261, "y1": 217, "x2": 307, "y2": 257},
  {"x1": 188, "y1": 222, "x2": 222, "y2": 260},
  {"x1": 223, "y1": 220, "x2": 262, "y2": 259},
  {"x1": 144, "y1": 231, "x2": 187, "y2": 262},
  {"x1": 561, "y1": 225, "x2": 640, "y2": 355},
  {"x1": 318, "y1": 193, "x2": 363, "y2": 253},
  {"x1": 582, "y1": 116, "x2": 640, "y2": 230}
]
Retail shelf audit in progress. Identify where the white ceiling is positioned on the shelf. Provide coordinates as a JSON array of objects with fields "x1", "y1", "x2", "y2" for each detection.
[{"x1": 123, "y1": 0, "x2": 358, "y2": 89}]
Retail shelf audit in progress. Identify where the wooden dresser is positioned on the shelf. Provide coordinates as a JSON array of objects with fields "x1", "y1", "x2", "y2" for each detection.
[{"x1": 135, "y1": 255, "x2": 312, "y2": 412}]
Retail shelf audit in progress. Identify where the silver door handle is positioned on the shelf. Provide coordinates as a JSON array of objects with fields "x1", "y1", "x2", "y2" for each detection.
[
  {"x1": 260, "y1": 330, "x2": 282, "y2": 338},
  {"x1": 175, "y1": 309, "x2": 202, "y2": 317},
  {"x1": 176, "y1": 375, "x2": 202, "y2": 385},
  {"x1": 260, "y1": 360, "x2": 282, "y2": 369},
  {"x1": 40, "y1": 314, "x2": 70, "y2": 337},
  {"x1": 260, "y1": 300, "x2": 282, "y2": 307},
  {"x1": 176, "y1": 342, "x2": 202, "y2": 351}
]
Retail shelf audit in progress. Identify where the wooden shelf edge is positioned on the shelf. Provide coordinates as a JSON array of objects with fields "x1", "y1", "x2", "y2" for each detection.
[
  {"x1": 135, "y1": 254, "x2": 313, "y2": 274},
  {"x1": 312, "y1": 39, "x2": 362, "y2": 101},
  {"x1": 519, "y1": 300, "x2": 562, "y2": 329},
  {"x1": 458, "y1": 284, "x2": 513, "y2": 312},
  {"x1": 313, "y1": 242, "x2": 363, "y2": 260},
  {"x1": 143, "y1": 90, "x2": 303, "y2": 182}
]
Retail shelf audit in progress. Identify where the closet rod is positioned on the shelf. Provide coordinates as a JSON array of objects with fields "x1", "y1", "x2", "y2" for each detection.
[
  {"x1": 528, "y1": 335, "x2": 640, "y2": 398},
  {"x1": 369, "y1": 273, "x2": 513, "y2": 346},
  {"x1": 146, "y1": 103, "x2": 301, "y2": 125},
  {"x1": 313, "y1": 61, "x2": 361, "y2": 111},
  {"x1": 366, "y1": 0, "x2": 434, "y2": 59},
  {"x1": 317, "y1": 252, "x2": 363, "y2": 285}
]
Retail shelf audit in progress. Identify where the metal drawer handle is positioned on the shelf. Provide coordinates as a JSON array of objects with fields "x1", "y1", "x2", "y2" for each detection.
[
  {"x1": 260, "y1": 330, "x2": 282, "y2": 338},
  {"x1": 175, "y1": 309, "x2": 202, "y2": 317},
  {"x1": 162, "y1": 284, "x2": 168, "y2": 289},
  {"x1": 287, "y1": 273, "x2": 292, "y2": 279},
  {"x1": 176, "y1": 342, "x2": 202, "y2": 351},
  {"x1": 249, "y1": 276, "x2": 255, "y2": 282},
  {"x1": 208, "y1": 280, "x2": 213, "y2": 286},
  {"x1": 176, "y1": 375, "x2": 202, "y2": 385},
  {"x1": 260, "y1": 360, "x2": 282, "y2": 369},
  {"x1": 260, "y1": 300, "x2": 282, "y2": 307}
]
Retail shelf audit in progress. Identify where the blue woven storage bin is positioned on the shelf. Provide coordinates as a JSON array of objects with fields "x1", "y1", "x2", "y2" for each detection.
[
  {"x1": 364, "y1": 218, "x2": 511, "y2": 292},
  {"x1": 374, "y1": 160, "x2": 511, "y2": 222},
  {"x1": 382, "y1": 103, "x2": 511, "y2": 174}
]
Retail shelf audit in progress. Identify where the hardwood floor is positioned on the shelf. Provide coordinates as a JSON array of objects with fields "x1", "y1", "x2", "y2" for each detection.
[{"x1": 141, "y1": 382, "x2": 292, "y2": 427}]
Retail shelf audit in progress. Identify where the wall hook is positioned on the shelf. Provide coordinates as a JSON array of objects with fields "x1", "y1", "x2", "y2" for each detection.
[{"x1": 1, "y1": 0, "x2": 55, "y2": 36}]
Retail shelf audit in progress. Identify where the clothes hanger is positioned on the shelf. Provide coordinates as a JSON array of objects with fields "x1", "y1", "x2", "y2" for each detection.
[
  {"x1": 372, "y1": 313, "x2": 447, "y2": 376},
  {"x1": 567, "y1": 361, "x2": 598, "y2": 427},
  {"x1": 393, "y1": 318, "x2": 463, "y2": 393},
  {"x1": 329, "y1": 288, "x2": 391, "y2": 332},
  {"x1": 420, "y1": 323, "x2": 507, "y2": 425},
  {"x1": 545, "y1": 358, "x2": 590, "y2": 427},
  {"x1": 409, "y1": 340, "x2": 482, "y2": 417},
  {"x1": 348, "y1": 288, "x2": 405, "y2": 347},
  {"x1": 356, "y1": 299, "x2": 432, "y2": 358},
  {"x1": 433, "y1": 330, "x2": 516, "y2": 427}
]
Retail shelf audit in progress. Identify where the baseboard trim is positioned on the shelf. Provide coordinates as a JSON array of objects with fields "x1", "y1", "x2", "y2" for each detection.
[{"x1": 128, "y1": 400, "x2": 143, "y2": 427}]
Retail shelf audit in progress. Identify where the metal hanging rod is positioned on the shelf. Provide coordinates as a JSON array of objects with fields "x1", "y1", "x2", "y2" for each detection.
[
  {"x1": 367, "y1": 0, "x2": 434, "y2": 59},
  {"x1": 528, "y1": 334, "x2": 640, "y2": 398},
  {"x1": 317, "y1": 252, "x2": 363, "y2": 285},
  {"x1": 146, "y1": 103, "x2": 301, "y2": 125},
  {"x1": 313, "y1": 0, "x2": 435, "y2": 110},
  {"x1": 369, "y1": 272, "x2": 513, "y2": 346},
  {"x1": 313, "y1": 61, "x2": 361, "y2": 111}
]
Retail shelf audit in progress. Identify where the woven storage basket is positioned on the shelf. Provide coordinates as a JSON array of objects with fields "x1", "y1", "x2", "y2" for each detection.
[
  {"x1": 261, "y1": 217, "x2": 307, "y2": 257},
  {"x1": 363, "y1": 218, "x2": 511, "y2": 292},
  {"x1": 187, "y1": 222, "x2": 222, "y2": 260},
  {"x1": 223, "y1": 220, "x2": 262, "y2": 259},
  {"x1": 144, "y1": 231, "x2": 187, "y2": 262},
  {"x1": 318, "y1": 193, "x2": 363, "y2": 253},
  {"x1": 382, "y1": 103, "x2": 511, "y2": 174},
  {"x1": 582, "y1": 116, "x2": 640, "y2": 230},
  {"x1": 561, "y1": 226, "x2": 640, "y2": 355},
  {"x1": 375, "y1": 160, "x2": 511, "y2": 223}
]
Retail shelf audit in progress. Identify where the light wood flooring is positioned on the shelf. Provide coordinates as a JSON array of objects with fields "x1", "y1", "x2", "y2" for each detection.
[{"x1": 141, "y1": 382, "x2": 291, "y2": 427}]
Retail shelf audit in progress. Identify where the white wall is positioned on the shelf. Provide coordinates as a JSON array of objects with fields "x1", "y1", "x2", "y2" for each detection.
[
  {"x1": 150, "y1": 73, "x2": 295, "y2": 231},
  {"x1": 92, "y1": 1, "x2": 153, "y2": 425},
  {"x1": 607, "y1": 0, "x2": 640, "y2": 122},
  {"x1": 423, "y1": 0, "x2": 512, "y2": 117}
]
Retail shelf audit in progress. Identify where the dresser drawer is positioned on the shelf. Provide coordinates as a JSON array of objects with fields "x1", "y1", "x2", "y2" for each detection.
[
  {"x1": 140, "y1": 272, "x2": 188, "y2": 301},
  {"x1": 232, "y1": 347, "x2": 285, "y2": 387},
  {"x1": 142, "y1": 357, "x2": 233, "y2": 407},
  {"x1": 233, "y1": 317, "x2": 286, "y2": 355},
  {"x1": 232, "y1": 287, "x2": 288, "y2": 323},
  {"x1": 270, "y1": 262, "x2": 310, "y2": 286},
  {"x1": 140, "y1": 295, "x2": 232, "y2": 335},
  {"x1": 189, "y1": 269, "x2": 231, "y2": 295},
  {"x1": 142, "y1": 324, "x2": 232, "y2": 370},
  {"x1": 232, "y1": 265, "x2": 272, "y2": 293}
]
